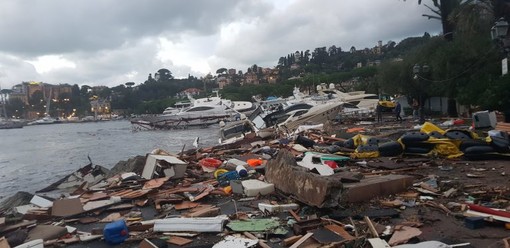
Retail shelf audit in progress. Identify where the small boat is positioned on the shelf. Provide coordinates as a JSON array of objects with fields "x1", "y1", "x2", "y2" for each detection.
[
  {"x1": 132, "y1": 105, "x2": 233, "y2": 130},
  {"x1": 0, "y1": 119, "x2": 24, "y2": 129},
  {"x1": 278, "y1": 102, "x2": 344, "y2": 132},
  {"x1": 218, "y1": 119, "x2": 276, "y2": 144},
  {"x1": 27, "y1": 115, "x2": 61, "y2": 125}
]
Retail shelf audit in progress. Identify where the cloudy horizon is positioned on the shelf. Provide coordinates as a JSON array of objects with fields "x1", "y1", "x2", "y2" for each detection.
[{"x1": 0, "y1": 0, "x2": 440, "y2": 88}]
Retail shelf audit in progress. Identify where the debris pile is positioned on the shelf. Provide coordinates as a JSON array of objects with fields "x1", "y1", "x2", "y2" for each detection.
[{"x1": 1, "y1": 121, "x2": 510, "y2": 247}]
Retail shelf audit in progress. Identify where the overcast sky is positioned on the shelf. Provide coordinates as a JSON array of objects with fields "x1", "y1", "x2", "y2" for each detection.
[{"x1": 0, "y1": 0, "x2": 440, "y2": 88}]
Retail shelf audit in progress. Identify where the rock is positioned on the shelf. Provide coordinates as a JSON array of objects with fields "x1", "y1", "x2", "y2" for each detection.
[
  {"x1": 0, "y1": 191, "x2": 33, "y2": 213},
  {"x1": 107, "y1": 155, "x2": 146, "y2": 177}
]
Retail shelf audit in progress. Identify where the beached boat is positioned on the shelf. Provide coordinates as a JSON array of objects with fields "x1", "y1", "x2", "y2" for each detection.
[
  {"x1": 278, "y1": 101, "x2": 343, "y2": 132},
  {"x1": 218, "y1": 119, "x2": 276, "y2": 144},
  {"x1": 27, "y1": 115, "x2": 60, "y2": 125},
  {"x1": 132, "y1": 105, "x2": 233, "y2": 130}
]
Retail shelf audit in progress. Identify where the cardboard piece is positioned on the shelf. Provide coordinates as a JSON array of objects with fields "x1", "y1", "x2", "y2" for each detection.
[
  {"x1": 51, "y1": 198, "x2": 84, "y2": 217},
  {"x1": 388, "y1": 226, "x2": 422, "y2": 246}
]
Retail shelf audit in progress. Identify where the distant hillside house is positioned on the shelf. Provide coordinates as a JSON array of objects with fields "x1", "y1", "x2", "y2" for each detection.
[
  {"x1": 217, "y1": 76, "x2": 229, "y2": 89},
  {"x1": 176, "y1": 88, "x2": 202, "y2": 98},
  {"x1": 244, "y1": 72, "x2": 259, "y2": 85}
]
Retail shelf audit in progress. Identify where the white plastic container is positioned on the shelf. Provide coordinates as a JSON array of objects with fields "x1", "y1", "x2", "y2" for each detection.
[
  {"x1": 242, "y1": 179, "x2": 275, "y2": 197},
  {"x1": 236, "y1": 165, "x2": 248, "y2": 177}
]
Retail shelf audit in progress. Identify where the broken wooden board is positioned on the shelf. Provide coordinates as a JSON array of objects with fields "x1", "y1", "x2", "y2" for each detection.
[{"x1": 167, "y1": 236, "x2": 193, "y2": 246}]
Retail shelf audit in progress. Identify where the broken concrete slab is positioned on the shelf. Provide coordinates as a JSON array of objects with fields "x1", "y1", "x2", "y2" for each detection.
[
  {"x1": 265, "y1": 150, "x2": 343, "y2": 208},
  {"x1": 342, "y1": 174, "x2": 414, "y2": 203}
]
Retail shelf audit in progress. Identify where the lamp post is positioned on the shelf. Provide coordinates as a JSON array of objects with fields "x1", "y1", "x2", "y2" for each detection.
[
  {"x1": 413, "y1": 64, "x2": 430, "y2": 124},
  {"x1": 491, "y1": 18, "x2": 510, "y2": 75}
]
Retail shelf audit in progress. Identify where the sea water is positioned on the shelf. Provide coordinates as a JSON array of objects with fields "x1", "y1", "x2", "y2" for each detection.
[{"x1": 0, "y1": 120, "x2": 218, "y2": 199}]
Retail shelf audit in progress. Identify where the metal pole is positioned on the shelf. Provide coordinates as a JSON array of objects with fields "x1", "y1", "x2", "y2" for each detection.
[{"x1": 419, "y1": 91, "x2": 425, "y2": 124}]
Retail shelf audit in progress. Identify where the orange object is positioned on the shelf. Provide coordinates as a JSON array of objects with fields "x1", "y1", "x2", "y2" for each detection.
[
  {"x1": 223, "y1": 186, "x2": 232, "y2": 194},
  {"x1": 453, "y1": 119, "x2": 465, "y2": 125},
  {"x1": 199, "y1": 158, "x2": 222, "y2": 168},
  {"x1": 247, "y1": 159, "x2": 263, "y2": 167},
  {"x1": 347, "y1": 127, "x2": 365, "y2": 133}
]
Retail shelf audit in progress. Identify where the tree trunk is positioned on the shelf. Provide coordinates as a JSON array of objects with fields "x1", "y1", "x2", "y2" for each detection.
[
  {"x1": 440, "y1": 0, "x2": 455, "y2": 41},
  {"x1": 447, "y1": 98, "x2": 458, "y2": 117}
]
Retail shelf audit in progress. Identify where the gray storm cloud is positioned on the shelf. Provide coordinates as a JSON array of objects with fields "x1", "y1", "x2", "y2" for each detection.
[{"x1": 0, "y1": 0, "x2": 439, "y2": 88}]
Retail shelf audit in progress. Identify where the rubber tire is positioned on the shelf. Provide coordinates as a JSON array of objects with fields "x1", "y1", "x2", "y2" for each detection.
[
  {"x1": 459, "y1": 140, "x2": 491, "y2": 152},
  {"x1": 445, "y1": 130, "x2": 472, "y2": 141},
  {"x1": 356, "y1": 144, "x2": 379, "y2": 152},
  {"x1": 296, "y1": 135, "x2": 315, "y2": 148},
  {"x1": 491, "y1": 136, "x2": 510, "y2": 153},
  {"x1": 429, "y1": 131, "x2": 444, "y2": 139},
  {"x1": 378, "y1": 141, "x2": 403, "y2": 157},
  {"x1": 400, "y1": 132, "x2": 429, "y2": 145},
  {"x1": 404, "y1": 145, "x2": 433, "y2": 154},
  {"x1": 344, "y1": 138, "x2": 355, "y2": 149},
  {"x1": 464, "y1": 145, "x2": 495, "y2": 155}
]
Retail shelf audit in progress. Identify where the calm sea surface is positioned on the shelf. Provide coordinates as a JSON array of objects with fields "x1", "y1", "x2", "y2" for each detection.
[{"x1": 0, "y1": 120, "x2": 218, "y2": 200}]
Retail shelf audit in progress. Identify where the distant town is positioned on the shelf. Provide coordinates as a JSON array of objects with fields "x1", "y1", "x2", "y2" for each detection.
[{"x1": 1, "y1": 40, "x2": 396, "y2": 121}]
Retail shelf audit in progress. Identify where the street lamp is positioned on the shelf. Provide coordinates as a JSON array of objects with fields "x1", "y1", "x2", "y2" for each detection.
[
  {"x1": 491, "y1": 18, "x2": 510, "y2": 74},
  {"x1": 413, "y1": 64, "x2": 430, "y2": 124},
  {"x1": 491, "y1": 17, "x2": 510, "y2": 121}
]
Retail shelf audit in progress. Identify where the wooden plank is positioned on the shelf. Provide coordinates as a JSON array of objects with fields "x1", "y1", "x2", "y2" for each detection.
[
  {"x1": 290, "y1": 232, "x2": 313, "y2": 248},
  {"x1": 167, "y1": 236, "x2": 193, "y2": 246},
  {"x1": 325, "y1": 224, "x2": 355, "y2": 241},
  {"x1": 243, "y1": 232, "x2": 271, "y2": 248},
  {"x1": 282, "y1": 235, "x2": 303, "y2": 247},
  {"x1": 364, "y1": 216, "x2": 379, "y2": 238}
]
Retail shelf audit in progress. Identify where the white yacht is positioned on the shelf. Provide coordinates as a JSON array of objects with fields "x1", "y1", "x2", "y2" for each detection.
[
  {"x1": 132, "y1": 105, "x2": 233, "y2": 129},
  {"x1": 27, "y1": 115, "x2": 60, "y2": 125},
  {"x1": 278, "y1": 101, "x2": 344, "y2": 132}
]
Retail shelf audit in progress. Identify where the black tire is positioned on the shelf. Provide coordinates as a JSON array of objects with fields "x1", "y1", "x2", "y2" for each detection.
[
  {"x1": 464, "y1": 145, "x2": 495, "y2": 155},
  {"x1": 344, "y1": 138, "x2": 355, "y2": 149},
  {"x1": 378, "y1": 141, "x2": 403, "y2": 157},
  {"x1": 356, "y1": 144, "x2": 379, "y2": 152},
  {"x1": 296, "y1": 135, "x2": 315, "y2": 148},
  {"x1": 404, "y1": 145, "x2": 433, "y2": 154},
  {"x1": 491, "y1": 136, "x2": 510, "y2": 153},
  {"x1": 429, "y1": 131, "x2": 445, "y2": 139},
  {"x1": 459, "y1": 140, "x2": 490, "y2": 152},
  {"x1": 444, "y1": 130, "x2": 473, "y2": 141},
  {"x1": 400, "y1": 132, "x2": 429, "y2": 145}
]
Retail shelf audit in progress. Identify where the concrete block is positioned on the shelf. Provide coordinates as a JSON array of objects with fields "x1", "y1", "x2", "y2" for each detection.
[
  {"x1": 265, "y1": 150, "x2": 343, "y2": 208},
  {"x1": 342, "y1": 175, "x2": 414, "y2": 203}
]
